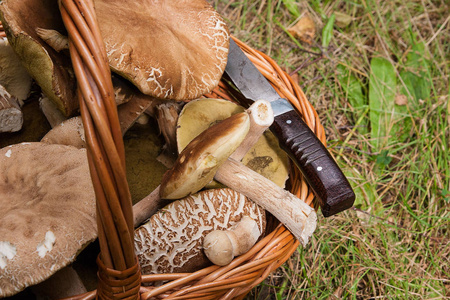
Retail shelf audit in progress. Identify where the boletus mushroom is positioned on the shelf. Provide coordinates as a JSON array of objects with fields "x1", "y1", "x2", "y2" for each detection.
[
  {"x1": 177, "y1": 98, "x2": 290, "y2": 188},
  {"x1": 134, "y1": 188, "x2": 266, "y2": 274},
  {"x1": 0, "y1": 142, "x2": 96, "y2": 297}
]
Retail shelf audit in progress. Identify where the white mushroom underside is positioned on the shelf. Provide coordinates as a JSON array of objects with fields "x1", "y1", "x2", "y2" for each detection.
[{"x1": 134, "y1": 188, "x2": 265, "y2": 274}]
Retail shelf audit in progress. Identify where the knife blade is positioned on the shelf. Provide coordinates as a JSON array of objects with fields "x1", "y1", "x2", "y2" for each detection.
[{"x1": 224, "y1": 38, "x2": 355, "y2": 217}]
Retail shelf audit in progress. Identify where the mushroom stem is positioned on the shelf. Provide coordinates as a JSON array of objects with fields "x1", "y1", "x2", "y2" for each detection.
[
  {"x1": 214, "y1": 159, "x2": 316, "y2": 246},
  {"x1": 230, "y1": 100, "x2": 273, "y2": 161},
  {"x1": 133, "y1": 185, "x2": 162, "y2": 226},
  {"x1": 0, "y1": 85, "x2": 23, "y2": 133},
  {"x1": 35, "y1": 28, "x2": 69, "y2": 52},
  {"x1": 39, "y1": 94, "x2": 67, "y2": 128}
]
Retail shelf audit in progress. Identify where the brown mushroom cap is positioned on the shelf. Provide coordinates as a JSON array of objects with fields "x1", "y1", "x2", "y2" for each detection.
[
  {"x1": 160, "y1": 111, "x2": 250, "y2": 199},
  {"x1": 134, "y1": 188, "x2": 266, "y2": 274},
  {"x1": 0, "y1": 142, "x2": 96, "y2": 297},
  {"x1": 95, "y1": 0, "x2": 229, "y2": 100},
  {"x1": 177, "y1": 98, "x2": 290, "y2": 187}
]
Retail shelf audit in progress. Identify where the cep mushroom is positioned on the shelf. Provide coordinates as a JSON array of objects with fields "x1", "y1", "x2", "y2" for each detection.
[
  {"x1": 160, "y1": 111, "x2": 251, "y2": 199},
  {"x1": 134, "y1": 188, "x2": 266, "y2": 274},
  {"x1": 0, "y1": 142, "x2": 96, "y2": 297},
  {"x1": 203, "y1": 216, "x2": 261, "y2": 266},
  {"x1": 177, "y1": 98, "x2": 290, "y2": 188}
]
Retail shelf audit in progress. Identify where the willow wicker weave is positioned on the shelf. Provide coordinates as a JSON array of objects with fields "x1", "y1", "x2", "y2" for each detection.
[{"x1": 1, "y1": 1, "x2": 325, "y2": 298}]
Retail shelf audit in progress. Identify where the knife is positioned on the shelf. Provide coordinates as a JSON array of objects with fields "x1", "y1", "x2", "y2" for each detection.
[{"x1": 224, "y1": 38, "x2": 355, "y2": 217}]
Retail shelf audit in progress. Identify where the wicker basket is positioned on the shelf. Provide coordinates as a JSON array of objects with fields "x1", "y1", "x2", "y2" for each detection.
[{"x1": 7, "y1": 1, "x2": 325, "y2": 299}]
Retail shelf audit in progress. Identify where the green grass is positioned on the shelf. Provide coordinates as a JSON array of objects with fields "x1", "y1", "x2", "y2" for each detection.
[{"x1": 213, "y1": 0, "x2": 449, "y2": 298}]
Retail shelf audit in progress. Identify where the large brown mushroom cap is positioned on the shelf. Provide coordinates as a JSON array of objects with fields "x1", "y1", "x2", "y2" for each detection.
[
  {"x1": 95, "y1": 0, "x2": 230, "y2": 100},
  {"x1": 0, "y1": 142, "x2": 96, "y2": 297}
]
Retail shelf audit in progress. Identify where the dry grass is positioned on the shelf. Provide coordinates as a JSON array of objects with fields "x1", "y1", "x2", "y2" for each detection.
[{"x1": 212, "y1": 0, "x2": 450, "y2": 298}]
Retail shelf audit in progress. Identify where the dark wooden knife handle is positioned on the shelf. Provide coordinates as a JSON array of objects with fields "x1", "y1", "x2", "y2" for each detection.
[{"x1": 270, "y1": 110, "x2": 355, "y2": 217}]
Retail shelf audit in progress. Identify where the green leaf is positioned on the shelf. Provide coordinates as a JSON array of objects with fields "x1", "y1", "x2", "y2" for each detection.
[
  {"x1": 369, "y1": 57, "x2": 397, "y2": 152},
  {"x1": 280, "y1": 0, "x2": 300, "y2": 18},
  {"x1": 376, "y1": 150, "x2": 392, "y2": 167},
  {"x1": 322, "y1": 14, "x2": 335, "y2": 48},
  {"x1": 400, "y1": 39, "x2": 431, "y2": 103},
  {"x1": 336, "y1": 65, "x2": 368, "y2": 134}
]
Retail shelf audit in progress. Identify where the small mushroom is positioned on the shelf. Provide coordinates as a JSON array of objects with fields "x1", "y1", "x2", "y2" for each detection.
[
  {"x1": 134, "y1": 188, "x2": 266, "y2": 274},
  {"x1": 0, "y1": 142, "x2": 96, "y2": 297},
  {"x1": 203, "y1": 216, "x2": 261, "y2": 266},
  {"x1": 132, "y1": 100, "x2": 278, "y2": 226}
]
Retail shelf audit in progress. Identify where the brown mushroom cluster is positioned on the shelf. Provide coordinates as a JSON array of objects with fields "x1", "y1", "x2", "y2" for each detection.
[{"x1": 0, "y1": 0, "x2": 316, "y2": 297}]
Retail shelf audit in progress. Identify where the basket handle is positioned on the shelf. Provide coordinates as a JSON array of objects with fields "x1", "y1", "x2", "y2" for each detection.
[{"x1": 59, "y1": 0, "x2": 141, "y2": 298}]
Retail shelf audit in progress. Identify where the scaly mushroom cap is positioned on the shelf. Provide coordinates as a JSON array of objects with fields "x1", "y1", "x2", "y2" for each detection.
[
  {"x1": 160, "y1": 111, "x2": 250, "y2": 199},
  {"x1": 95, "y1": 0, "x2": 230, "y2": 100},
  {"x1": 0, "y1": 0, "x2": 77, "y2": 116},
  {"x1": 134, "y1": 188, "x2": 266, "y2": 274},
  {"x1": 177, "y1": 98, "x2": 290, "y2": 187},
  {"x1": 0, "y1": 142, "x2": 96, "y2": 297}
]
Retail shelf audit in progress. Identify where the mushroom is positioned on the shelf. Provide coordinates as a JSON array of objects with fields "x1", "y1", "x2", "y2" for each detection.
[
  {"x1": 0, "y1": 37, "x2": 32, "y2": 102},
  {"x1": 177, "y1": 98, "x2": 289, "y2": 188},
  {"x1": 0, "y1": 37, "x2": 33, "y2": 133},
  {"x1": 0, "y1": 0, "x2": 229, "y2": 116},
  {"x1": 134, "y1": 188, "x2": 266, "y2": 274},
  {"x1": 160, "y1": 111, "x2": 251, "y2": 199},
  {"x1": 0, "y1": 85, "x2": 22, "y2": 133},
  {"x1": 40, "y1": 83, "x2": 155, "y2": 148},
  {"x1": 94, "y1": 0, "x2": 229, "y2": 100},
  {"x1": 133, "y1": 99, "x2": 316, "y2": 244},
  {"x1": 0, "y1": 142, "x2": 96, "y2": 297},
  {"x1": 159, "y1": 100, "x2": 316, "y2": 244},
  {"x1": 0, "y1": 0, "x2": 76, "y2": 116},
  {"x1": 203, "y1": 216, "x2": 261, "y2": 266}
]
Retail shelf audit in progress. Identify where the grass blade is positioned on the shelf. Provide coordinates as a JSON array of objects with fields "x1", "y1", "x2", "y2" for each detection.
[
  {"x1": 369, "y1": 57, "x2": 397, "y2": 152},
  {"x1": 322, "y1": 14, "x2": 335, "y2": 48},
  {"x1": 280, "y1": 0, "x2": 300, "y2": 18}
]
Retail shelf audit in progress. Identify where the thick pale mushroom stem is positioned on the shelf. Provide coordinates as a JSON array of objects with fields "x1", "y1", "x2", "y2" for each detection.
[
  {"x1": 230, "y1": 100, "x2": 274, "y2": 161},
  {"x1": 133, "y1": 186, "x2": 161, "y2": 226},
  {"x1": 39, "y1": 94, "x2": 67, "y2": 128},
  {"x1": 214, "y1": 158, "x2": 316, "y2": 246},
  {"x1": 0, "y1": 85, "x2": 22, "y2": 133}
]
